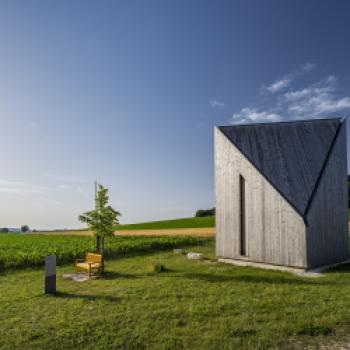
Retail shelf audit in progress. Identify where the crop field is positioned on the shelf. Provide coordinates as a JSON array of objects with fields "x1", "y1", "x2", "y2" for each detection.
[{"x1": 0, "y1": 234, "x2": 203, "y2": 270}]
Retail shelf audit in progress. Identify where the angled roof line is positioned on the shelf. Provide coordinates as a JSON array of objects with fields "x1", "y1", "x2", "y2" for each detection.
[
  {"x1": 304, "y1": 118, "x2": 345, "y2": 219},
  {"x1": 217, "y1": 116, "x2": 343, "y2": 128},
  {"x1": 216, "y1": 126, "x2": 305, "y2": 218},
  {"x1": 216, "y1": 117, "x2": 344, "y2": 220}
]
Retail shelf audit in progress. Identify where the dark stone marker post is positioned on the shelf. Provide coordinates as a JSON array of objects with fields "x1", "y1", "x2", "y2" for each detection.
[{"x1": 45, "y1": 255, "x2": 56, "y2": 294}]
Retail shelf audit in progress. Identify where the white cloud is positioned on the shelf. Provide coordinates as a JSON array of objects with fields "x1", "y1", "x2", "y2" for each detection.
[
  {"x1": 264, "y1": 62, "x2": 316, "y2": 94},
  {"x1": 209, "y1": 100, "x2": 225, "y2": 108},
  {"x1": 284, "y1": 76, "x2": 350, "y2": 116},
  {"x1": 231, "y1": 107, "x2": 281, "y2": 124},
  {"x1": 44, "y1": 173, "x2": 85, "y2": 183},
  {"x1": 284, "y1": 88, "x2": 312, "y2": 102},
  {"x1": 58, "y1": 184, "x2": 73, "y2": 190},
  {"x1": 301, "y1": 62, "x2": 316, "y2": 72},
  {"x1": 230, "y1": 70, "x2": 350, "y2": 124},
  {"x1": 0, "y1": 179, "x2": 48, "y2": 195},
  {"x1": 31, "y1": 197, "x2": 65, "y2": 208},
  {"x1": 0, "y1": 178, "x2": 92, "y2": 229},
  {"x1": 266, "y1": 78, "x2": 291, "y2": 93}
]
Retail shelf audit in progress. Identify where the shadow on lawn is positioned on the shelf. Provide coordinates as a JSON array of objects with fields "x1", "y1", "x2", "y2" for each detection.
[
  {"x1": 101, "y1": 266, "x2": 322, "y2": 285},
  {"x1": 102, "y1": 271, "x2": 139, "y2": 280},
  {"x1": 181, "y1": 272, "x2": 321, "y2": 285},
  {"x1": 326, "y1": 263, "x2": 350, "y2": 273},
  {"x1": 54, "y1": 291, "x2": 120, "y2": 302}
]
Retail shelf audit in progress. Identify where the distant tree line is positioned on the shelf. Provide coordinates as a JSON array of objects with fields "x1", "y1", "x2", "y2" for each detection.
[
  {"x1": 21, "y1": 225, "x2": 29, "y2": 232},
  {"x1": 195, "y1": 207, "x2": 215, "y2": 217},
  {"x1": 0, "y1": 225, "x2": 30, "y2": 233}
]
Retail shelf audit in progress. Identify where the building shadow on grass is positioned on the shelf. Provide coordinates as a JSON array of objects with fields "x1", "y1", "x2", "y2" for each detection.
[
  {"x1": 54, "y1": 291, "x2": 120, "y2": 302},
  {"x1": 325, "y1": 263, "x2": 350, "y2": 273},
  {"x1": 180, "y1": 272, "x2": 322, "y2": 285},
  {"x1": 102, "y1": 271, "x2": 139, "y2": 280}
]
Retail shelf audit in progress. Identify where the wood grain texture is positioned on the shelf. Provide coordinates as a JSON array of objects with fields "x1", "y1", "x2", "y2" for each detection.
[
  {"x1": 306, "y1": 120, "x2": 349, "y2": 268},
  {"x1": 218, "y1": 118, "x2": 341, "y2": 216},
  {"x1": 215, "y1": 128, "x2": 307, "y2": 268}
]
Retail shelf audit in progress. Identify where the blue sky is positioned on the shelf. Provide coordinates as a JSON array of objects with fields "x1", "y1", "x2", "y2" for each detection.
[{"x1": 1, "y1": 1, "x2": 350, "y2": 229}]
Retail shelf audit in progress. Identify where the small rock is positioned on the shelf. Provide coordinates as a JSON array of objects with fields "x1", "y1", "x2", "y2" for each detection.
[
  {"x1": 62, "y1": 273, "x2": 89, "y2": 282},
  {"x1": 72, "y1": 274, "x2": 89, "y2": 282},
  {"x1": 187, "y1": 252, "x2": 203, "y2": 260}
]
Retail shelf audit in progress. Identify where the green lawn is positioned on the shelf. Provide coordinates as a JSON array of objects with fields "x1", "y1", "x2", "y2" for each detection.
[
  {"x1": 1, "y1": 240, "x2": 350, "y2": 349},
  {"x1": 116, "y1": 216, "x2": 215, "y2": 230}
]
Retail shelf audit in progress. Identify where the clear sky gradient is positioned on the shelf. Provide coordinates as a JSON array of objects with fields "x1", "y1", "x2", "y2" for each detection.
[{"x1": 1, "y1": 1, "x2": 350, "y2": 229}]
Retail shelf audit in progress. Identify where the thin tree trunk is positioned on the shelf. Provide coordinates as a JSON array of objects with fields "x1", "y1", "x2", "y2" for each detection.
[
  {"x1": 96, "y1": 236, "x2": 101, "y2": 253},
  {"x1": 101, "y1": 237, "x2": 104, "y2": 274}
]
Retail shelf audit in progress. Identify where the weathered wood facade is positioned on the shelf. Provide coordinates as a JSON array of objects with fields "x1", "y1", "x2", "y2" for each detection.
[
  {"x1": 305, "y1": 122, "x2": 349, "y2": 267},
  {"x1": 215, "y1": 118, "x2": 349, "y2": 269}
]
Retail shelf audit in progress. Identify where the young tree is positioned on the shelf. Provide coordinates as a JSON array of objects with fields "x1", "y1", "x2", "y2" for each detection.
[{"x1": 78, "y1": 184, "x2": 121, "y2": 273}]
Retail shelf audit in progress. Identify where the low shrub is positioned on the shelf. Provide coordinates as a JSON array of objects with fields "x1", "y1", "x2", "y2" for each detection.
[{"x1": 152, "y1": 263, "x2": 167, "y2": 273}]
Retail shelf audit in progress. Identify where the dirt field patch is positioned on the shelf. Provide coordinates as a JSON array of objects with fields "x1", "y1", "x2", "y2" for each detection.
[
  {"x1": 34, "y1": 227, "x2": 215, "y2": 237},
  {"x1": 115, "y1": 227, "x2": 215, "y2": 237}
]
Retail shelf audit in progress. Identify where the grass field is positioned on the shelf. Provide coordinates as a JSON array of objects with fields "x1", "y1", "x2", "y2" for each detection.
[
  {"x1": 1, "y1": 240, "x2": 350, "y2": 349},
  {"x1": 116, "y1": 216, "x2": 215, "y2": 230},
  {"x1": 33, "y1": 216, "x2": 216, "y2": 237},
  {"x1": 36, "y1": 216, "x2": 216, "y2": 235},
  {"x1": 0, "y1": 234, "x2": 202, "y2": 270}
]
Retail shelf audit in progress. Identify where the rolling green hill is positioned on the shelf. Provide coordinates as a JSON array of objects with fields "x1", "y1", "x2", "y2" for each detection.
[
  {"x1": 116, "y1": 216, "x2": 215, "y2": 231},
  {"x1": 32, "y1": 216, "x2": 215, "y2": 235}
]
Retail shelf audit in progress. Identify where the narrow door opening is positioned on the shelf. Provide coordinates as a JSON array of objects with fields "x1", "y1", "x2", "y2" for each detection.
[{"x1": 239, "y1": 175, "x2": 247, "y2": 256}]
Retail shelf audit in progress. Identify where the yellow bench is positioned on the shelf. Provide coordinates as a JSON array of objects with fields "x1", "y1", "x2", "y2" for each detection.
[{"x1": 75, "y1": 252, "x2": 102, "y2": 277}]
